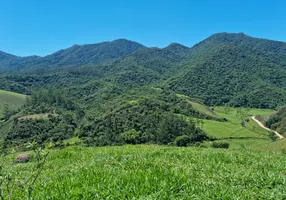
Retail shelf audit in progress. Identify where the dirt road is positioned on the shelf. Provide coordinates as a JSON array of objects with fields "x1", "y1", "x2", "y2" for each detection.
[{"x1": 251, "y1": 116, "x2": 284, "y2": 139}]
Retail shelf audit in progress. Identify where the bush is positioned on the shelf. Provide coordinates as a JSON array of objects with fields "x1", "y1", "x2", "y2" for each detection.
[
  {"x1": 212, "y1": 141, "x2": 229, "y2": 149},
  {"x1": 120, "y1": 129, "x2": 140, "y2": 144},
  {"x1": 174, "y1": 135, "x2": 191, "y2": 147},
  {"x1": 269, "y1": 131, "x2": 278, "y2": 142}
]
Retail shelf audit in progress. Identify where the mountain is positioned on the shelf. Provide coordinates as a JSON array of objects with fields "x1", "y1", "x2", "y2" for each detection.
[
  {"x1": 0, "y1": 39, "x2": 146, "y2": 74},
  {"x1": 0, "y1": 51, "x2": 18, "y2": 66},
  {"x1": 1, "y1": 32, "x2": 286, "y2": 110},
  {"x1": 165, "y1": 33, "x2": 286, "y2": 108}
]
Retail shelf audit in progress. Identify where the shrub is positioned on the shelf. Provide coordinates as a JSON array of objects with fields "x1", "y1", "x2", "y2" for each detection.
[
  {"x1": 269, "y1": 131, "x2": 278, "y2": 142},
  {"x1": 120, "y1": 129, "x2": 140, "y2": 144},
  {"x1": 174, "y1": 135, "x2": 191, "y2": 147},
  {"x1": 212, "y1": 141, "x2": 229, "y2": 149}
]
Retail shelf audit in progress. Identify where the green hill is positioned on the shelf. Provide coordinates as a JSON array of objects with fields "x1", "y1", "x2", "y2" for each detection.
[
  {"x1": 0, "y1": 90, "x2": 26, "y2": 118},
  {"x1": 165, "y1": 33, "x2": 286, "y2": 108}
]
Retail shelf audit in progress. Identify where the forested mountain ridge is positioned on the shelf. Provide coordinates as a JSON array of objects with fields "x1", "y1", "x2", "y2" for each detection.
[
  {"x1": 0, "y1": 50, "x2": 18, "y2": 67},
  {"x1": 0, "y1": 39, "x2": 146, "y2": 74},
  {"x1": 1, "y1": 32, "x2": 286, "y2": 109},
  {"x1": 165, "y1": 33, "x2": 286, "y2": 108}
]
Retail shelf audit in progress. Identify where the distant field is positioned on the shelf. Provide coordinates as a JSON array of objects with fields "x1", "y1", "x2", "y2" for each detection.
[
  {"x1": 4, "y1": 145, "x2": 286, "y2": 199},
  {"x1": 203, "y1": 107, "x2": 273, "y2": 139},
  {"x1": 204, "y1": 139, "x2": 270, "y2": 150},
  {"x1": 189, "y1": 100, "x2": 218, "y2": 118},
  {"x1": 0, "y1": 90, "x2": 26, "y2": 118},
  {"x1": 254, "y1": 138, "x2": 286, "y2": 152},
  {"x1": 177, "y1": 93, "x2": 218, "y2": 118}
]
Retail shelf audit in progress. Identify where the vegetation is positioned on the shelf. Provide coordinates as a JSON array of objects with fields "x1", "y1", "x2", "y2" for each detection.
[
  {"x1": 254, "y1": 138, "x2": 286, "y2": 152},
  {"x1": 211, "y1": 141, "x2": 230, "y2": 149},
  {"x1": 165, "y1": 33, "x2": 286, "y2": 109},
  {"x1": 266, "y1": 106, "x2": 286, "y2": 136},
  {"x1": 201, "y1": 107, "x2": 273, "y2": 139},
  {"x1": 2, "y1": 145, "x2": 286, "y2": 199},
  {"x1": 0, "y1": 90, "x2": 26, "y2": 120}
]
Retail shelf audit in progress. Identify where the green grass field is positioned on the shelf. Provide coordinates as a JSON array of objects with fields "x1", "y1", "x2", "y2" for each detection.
[
  {"x1": 3, "y1": 145, "x2": 286, "y2": 199},
  {"x1": 202, "y1": 107, "x2": 273, "y2": 139},
  {"x1": 254, "y1": 138, "x2": 286, "y2": 152},
  {"x1": 205, "y1": 139, "x2": 270, "y2": 150},
  {"x1": 176, "y1": 96, "x2": 274, "y2": 144},
  {"x1": 0, "y1": 90, "x2": 26, "y2": 118},
  {"x1": 177, "y1": 93, "x2": 218, "y2": 118},
  {"x1": 188, "y1": 100, "x2": 218, "y2": 118}
]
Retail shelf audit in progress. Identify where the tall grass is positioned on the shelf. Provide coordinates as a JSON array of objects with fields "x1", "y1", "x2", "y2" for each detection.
[{"x1": 2, "y1": 145, "x2": 286, "y2": 199}]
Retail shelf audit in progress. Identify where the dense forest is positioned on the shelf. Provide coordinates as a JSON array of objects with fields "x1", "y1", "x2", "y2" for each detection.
[{"x1": 1, "y1": 32, "x2": 286, "y2": 148}]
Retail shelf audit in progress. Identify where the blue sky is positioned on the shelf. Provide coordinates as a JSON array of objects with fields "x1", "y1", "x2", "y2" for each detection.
[{"x1": 0, "y1": 0, "x2": 285, "y2": 56}]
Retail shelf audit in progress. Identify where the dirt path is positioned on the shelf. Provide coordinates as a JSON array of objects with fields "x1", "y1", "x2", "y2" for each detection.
[{"x1": 251, "y1": 116, "x2": 284, "y2": 139}]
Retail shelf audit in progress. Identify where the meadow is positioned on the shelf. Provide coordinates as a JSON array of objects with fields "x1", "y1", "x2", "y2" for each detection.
[
  {"x1": 0, "y1": 90, "x2": 26, "y2": 118},
  {"x1": 2, "y1": 145, "x2": 286, "y2": 199},
  {"x1": 199, "y1": 106, "x2": 277, "y2": 149}
]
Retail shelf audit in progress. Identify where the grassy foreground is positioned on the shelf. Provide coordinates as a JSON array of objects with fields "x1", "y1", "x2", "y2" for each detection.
[{"x1": 3, "y1": 145, "x2": 286, "y2": 199}]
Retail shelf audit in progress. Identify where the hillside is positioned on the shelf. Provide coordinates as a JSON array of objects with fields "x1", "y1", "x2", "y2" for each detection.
[
  {"x1": 0, "y1": 90, "x2": 26, "y2": 119},
  {"x1": 0, "y1": 90, "x2": 26, "y2": 140},
  {"x1": 265, "y1": 106, "x2": 286, "y2": 136},
  {"x1": 165, "y1": 33, "x2": 286, "y2": 108}
]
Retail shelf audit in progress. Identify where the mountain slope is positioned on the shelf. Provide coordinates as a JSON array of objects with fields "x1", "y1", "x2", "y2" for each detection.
[
  {"x1": 165, "y1": 33, "x2": 286, "y2": 108},
  {"x1": 0, "y1": 51, "x2": 18, "y2": 70},
  {"x1": 0, "y1": 90, "x2": 26, "y2": 119}
]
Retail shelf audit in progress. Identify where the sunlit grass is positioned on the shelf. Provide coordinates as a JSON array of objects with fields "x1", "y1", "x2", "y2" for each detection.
[{"x1": 4, "y1": 145, "x2": 286, "y2": 199}]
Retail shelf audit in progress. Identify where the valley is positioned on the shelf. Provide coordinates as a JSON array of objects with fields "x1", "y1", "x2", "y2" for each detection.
[{"x1": 1, "y1": 32, "x2": 286, "y2": 198}]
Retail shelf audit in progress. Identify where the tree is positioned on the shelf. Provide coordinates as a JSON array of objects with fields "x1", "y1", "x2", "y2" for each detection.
[
  {"x1": 2, "y1": 104, "x2": 10, "y2": 120},
  {"x1": 174, "y1": 135, "x2": 190, "y2": 147},
  {"x1": 120, "y1": 129, "x2": 140, "y2": 144},
  {"x1": 241, "y1": 120, "x2": 246, "y2": 128},
  {"x1": 269, "y1": 131, "x2": 278, "y2": 142}
]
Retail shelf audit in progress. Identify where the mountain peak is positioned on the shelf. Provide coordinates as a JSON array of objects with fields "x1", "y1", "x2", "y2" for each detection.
[
  {"x1": 205, "y1": 32, "x2": 251, "y2": 43},
  {"x1": 165, "y1": 43, "x2": 189, "y2": 50},
  {"x1": 112, "y1": 38, "x2": 132, "y2": 43},
  {"x1": 110, "y1": 39, "x2": 146, "y2": 49},
  {"x1": 163, "y1": 43, "x2": 191, "y2": 56}
]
